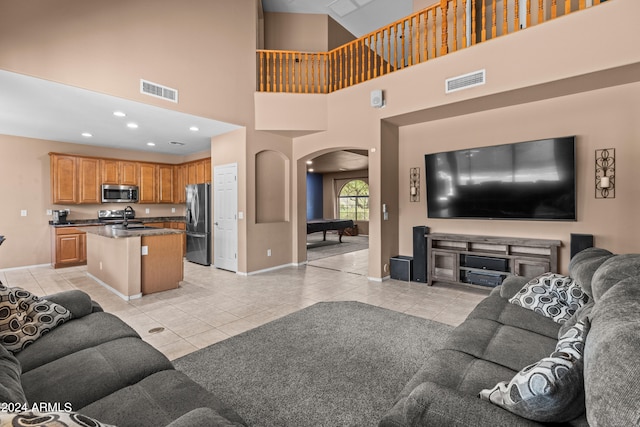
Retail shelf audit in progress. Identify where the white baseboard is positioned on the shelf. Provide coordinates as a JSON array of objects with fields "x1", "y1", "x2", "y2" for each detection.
[
  {"x1": 241, "y1": 262, "x2": 302, "y2": 276},
  {"x1": 86, "y1": 273, "x2": 142, "y2": 301},
  {"x1": 0, "y1": 263, "x2": 52, "y2": 272},
  {"x1": 368, "y1": 275, "x2": 390, "y2": 282}
]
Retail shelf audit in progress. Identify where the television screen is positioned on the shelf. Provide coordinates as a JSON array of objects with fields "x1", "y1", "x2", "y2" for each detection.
[{"x1": 425, "y1": 137, "x2": 576, "y2": 220}]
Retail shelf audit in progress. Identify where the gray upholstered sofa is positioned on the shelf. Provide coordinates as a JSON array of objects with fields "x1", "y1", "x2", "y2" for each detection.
[
  {"x1": 0, "y1": 289, "x2": 246, "y2": 427},
  {"x1": 380, "y1": 247, "x2": 640, "y2": 426}
]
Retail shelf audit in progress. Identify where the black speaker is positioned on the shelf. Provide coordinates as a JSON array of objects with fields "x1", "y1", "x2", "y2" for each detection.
[
  {"x1": 570, "y1": 234, "x2": 594, "y2": 259},
  {"x1": 413, "y1": 226, "x2": 429, "y2": 282}
]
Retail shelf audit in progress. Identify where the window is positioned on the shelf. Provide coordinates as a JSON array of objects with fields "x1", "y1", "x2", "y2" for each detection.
[{"x1": 338, "y1": 179, "x2": 369, "y2": 221}]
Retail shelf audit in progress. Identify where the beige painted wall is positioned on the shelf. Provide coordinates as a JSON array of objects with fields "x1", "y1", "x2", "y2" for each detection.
[{"x1": 264, "y1": 12, "x2": 355, "y2": 52}]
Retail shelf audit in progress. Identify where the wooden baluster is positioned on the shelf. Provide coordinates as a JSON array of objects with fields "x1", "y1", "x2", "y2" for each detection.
[
  {"x1": 302, "y1": 53, "x2": 307, "y2": 93},
  {"x1": 431, "y1": 8, "x2": 437, "y2": 58},
  {"x1": 491, "y1": 0, "x2": 497, "y2": 38},
  {"x1": 423, "y1": 11, "x2": 428, "y2": 60},
  {"x1": 392, "y1": 24, "x2": 397, "y2": 70},
  {"x1": 579, "y1": 0, "x2": 586, "y2": 10},
  {"x1": 462, "y1": 0, "x2": 467, "y2": 49},
  {"x1": 361, "y1": 39, "x2": 365, "y2": 83},
  {"x1": 285, "y1": 52, "x2": 289, "y2": 93},
  {"x1": 387, "y1": 27, "x2": 391, "y2": 74},
  {"x1": 367, "y1": 36, "x2": 372, "y2": 81},
  {"x1": 565, "y1": 0, "x2": 571, "y2": 15},
  {"x1": 258, "y1": 52, "x2": 263, "y2": 92},
  {"x1": 271, "y1": 52, "x2": 276, "y2": 92},
  {"x1": 481, "y1": 0, "x2": 487, "y2": 42},
  {"x1": 551, "y1": 0, "x2": 557, "y2": 19},
  {"x1": 441, "y1": 0, "x2": 449, "y2": 55},
  {"x1": 471, "y1": 0, "x2": 476, "y2": 45},
  {"x1": 538, "y1": 0, "x2": 544, "y2": 24},
  {"x1": 407, "y1": 18, "x2": 412, "y2": 67},
  {"x1": 515, "y1": 0, "x2": 520, "y2": 31},
  {"x1": 527, "y1": 0, "x2": 531, "y2": 28},
  {"x1": 453, "y1": 0, "x2": 458, "y2": 52},
  {"x1": 503, "y1": 0, "x2": 508, "y2": 35},
  {"x1": 349, "y1": 43, "x2": 354, "y2": 87}
]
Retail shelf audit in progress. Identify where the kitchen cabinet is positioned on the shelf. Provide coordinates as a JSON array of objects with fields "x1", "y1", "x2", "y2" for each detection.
[
  {"x1": 185, "y1": 158, "x2": 210, "y2": 185},
  {"x1": 78, "y1": 157, "x2": 101, "y2": 204},
  {"x1": 50, "y1": 154, "x2": 78, "y2": 204},
  {"x1": 138, "y1": 163, "x2": 157, "y2": 203},
  {"x1": 204, "y1": 158, "x2": 211, "y2": 183},
  {"x1": 51, "y1": 227, "x2": 87, "y2": 268},
  {"x1": 173, "y1": 164, "x2": 187, "y2": 204},
  {"x1": 158, "y1": 164, "x2": 174, "y2": 203},
  {"x1": 101, "y1": 160, "x2": 138, "y2": 186},
  {"x1": 50, "y1": 154, "x2": 100, "y2": 204}
]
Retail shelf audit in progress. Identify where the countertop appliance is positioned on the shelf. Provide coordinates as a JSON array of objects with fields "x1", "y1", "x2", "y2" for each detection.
[
  {"x1": 185, "y1": 183, "x2": 211, "y2": 266},
  {"x1": 52, "y1": 209, "x2": 69, "y2": 224},
  {"x1": 101, "y1": 184, "x2": 139, "y2": 203}
]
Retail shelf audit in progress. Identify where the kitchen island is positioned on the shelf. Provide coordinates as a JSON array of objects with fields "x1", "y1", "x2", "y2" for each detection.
[{"x1": 80, "y1": 225, "x2": 184, "y2": 300}]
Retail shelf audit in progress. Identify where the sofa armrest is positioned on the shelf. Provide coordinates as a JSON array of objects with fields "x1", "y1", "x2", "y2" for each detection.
[
  {"x1": 166, "y1": 408, "x2": 245, "y2": 427},
  {"x1": 499, "y1": 275, "x2": 531, "y2": 300},
  {"x1": 403, "y1": 382, "x2": 544, "y2": 427},
  {"x1": 43, "y1": 290, "x2": 95, "y2": 318}
]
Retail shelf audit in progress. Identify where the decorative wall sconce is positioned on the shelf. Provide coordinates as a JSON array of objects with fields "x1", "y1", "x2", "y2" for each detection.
[
  {"x1": 410, "y1": 167, "x2": 420, "y2": 202},
  {"x1": 595, "y1": 148, "x2": 615, "y2": 199}
]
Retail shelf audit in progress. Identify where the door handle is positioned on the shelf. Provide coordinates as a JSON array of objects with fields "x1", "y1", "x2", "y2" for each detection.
[{"x1": 214, "y1": 222, "x2": 219, "y2": 226}]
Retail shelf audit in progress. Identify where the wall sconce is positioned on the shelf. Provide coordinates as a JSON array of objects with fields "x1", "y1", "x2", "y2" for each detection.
[
  {"x1": 595, "y1": 148, "x2": 615, "y2": 199},
  {"x1": 410, "y1": 167, "x2": 420, "y2": 202}
]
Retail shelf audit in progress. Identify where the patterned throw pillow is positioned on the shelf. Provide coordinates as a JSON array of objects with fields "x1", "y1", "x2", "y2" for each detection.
[
  {"x1": 509, "y1": 273, "x2": 589, "y2": 323},
  {"x1": 5, "y1": 411, "x2": 115, "y2": 427},
  {"x1": 479, "y1": 320, "x2": 589, "y2": 422},
  {"x1": 0, "y1": 284, "x2": 72, "y2": 353}
]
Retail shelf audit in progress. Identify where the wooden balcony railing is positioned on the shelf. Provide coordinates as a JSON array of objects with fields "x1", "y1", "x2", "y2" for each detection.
[{"x1": 257, "y1": 0, "x2": 606, "y2": 94}]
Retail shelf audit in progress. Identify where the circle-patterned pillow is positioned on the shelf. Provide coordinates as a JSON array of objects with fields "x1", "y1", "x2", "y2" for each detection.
[
  {"x1": 0, "y1": 284, "x2": 72, "y2": 353},
  {"x1": 509, "y1": 273, "x2": 589, "y2": 323}
]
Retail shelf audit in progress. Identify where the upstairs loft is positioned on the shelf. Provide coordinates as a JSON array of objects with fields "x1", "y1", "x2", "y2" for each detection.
[{"x1": 257, "y1": 0, "x2": 609, "y2": 94}]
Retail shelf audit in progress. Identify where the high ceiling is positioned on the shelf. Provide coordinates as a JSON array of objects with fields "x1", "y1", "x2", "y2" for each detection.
[{"x1": 0, "y1": 1, "x2": 408, "y2": 164}]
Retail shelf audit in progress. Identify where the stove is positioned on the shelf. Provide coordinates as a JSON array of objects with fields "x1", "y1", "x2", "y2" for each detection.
[{"x1": 97, "y1": 209, "x2": 141, "y2": 223}]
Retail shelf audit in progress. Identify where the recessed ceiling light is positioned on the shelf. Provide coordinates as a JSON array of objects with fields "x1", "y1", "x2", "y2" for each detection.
[
  {"x1": 126, "y1": 122, "x2": 138, "y2": 129},
  {"x1": 189, "y1": 126, "x2": 199, "y2": 132},
  {"x1": 146, "y1": 142, "x2": 156, "y2": 146},
  {"x1": 306, "y1": 160, "x2": 313, "y2": 165},
  {"x1": 113, "y1": 111, "x2": 126, "y2": 117},
  {"x1": 308, "y1": 168, "x2": 314, "y2": 172},
  {"x1": 81, "y1": 132, "x2": 92, "y2": 137}
]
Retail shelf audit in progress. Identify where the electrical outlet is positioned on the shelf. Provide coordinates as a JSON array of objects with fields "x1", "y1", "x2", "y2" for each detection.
[
  {"x1": 171, "y1": 208, "x2": 176, "y2": 213},
  {"x1": 145, "y1": 208, "x2": 150, "y2": 214},
  {"x1": 267, "y1": 249, "x2": 272, "y2": 257},
  {"x1": 46, "y1": 209, "x2": 52, "y2": 216},
  {"x1": 20, "y1": 210, "x2": 27, "y2": 217},
  {"x1": 141, "y1": 246, "x2": 149, "y2": 256}
]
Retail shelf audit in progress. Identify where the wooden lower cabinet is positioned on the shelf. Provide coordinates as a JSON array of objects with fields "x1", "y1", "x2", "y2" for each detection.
[
  {"x1": 141, "y1": 234, "x2": 184, "y2": 295},
  {"x1": 51, "y1": 227, "x2": 87, "y2": 268}
]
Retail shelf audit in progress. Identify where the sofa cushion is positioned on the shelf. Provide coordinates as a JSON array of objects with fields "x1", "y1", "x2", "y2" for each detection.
[
  {"x1": 509, "y1": 273, "x2": 589, "y2": 323},
  {"x1": 584, "y1": 277, "x2": 640, "y2": 426},
  {"x1": 5, "y1": 411, "x2": 114, "y2": 427},
  {"x1": 568, "y1": 247, "x2": 614, "y2": 297},
  {"x1": 479, "y1": 320, "x2": 589, "y2": 422},
  {"x1": 466, "y1": 294, "x2": 560, "y2": 339},
  {"x1": 590, "y1": 254, "x2": 640, "y2": 301},
  {"x1": 16, "y1": 311, "x2": 139, "y2": 373},
  {"x1": 44, "y1": 290, "x2": 94, "y2": 319},
  {"x1": 0, "y1": 284, "x2": 71, "y2": 353},
  {"x1": 80, "y1": 370, "x2": 247, "y2": 427},
  {"x1": 0, "y1": 343, "x2": 27, "y2": 405},
  {"x1": 21, "y1": 336, "x2": 174, "y2": 410}
]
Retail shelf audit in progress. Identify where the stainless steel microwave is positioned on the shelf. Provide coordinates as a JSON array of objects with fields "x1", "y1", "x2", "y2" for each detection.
[{"x1": 101, "y1": 184, "x2": 139, "y2": 203}]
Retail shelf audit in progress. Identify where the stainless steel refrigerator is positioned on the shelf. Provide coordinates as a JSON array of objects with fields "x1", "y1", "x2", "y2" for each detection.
[{"x1": 185, "y1": 183, "x2": 211, "y2": 265}]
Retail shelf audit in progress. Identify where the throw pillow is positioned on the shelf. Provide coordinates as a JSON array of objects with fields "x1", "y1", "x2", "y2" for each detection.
[
  {"x1": 509, "y1": 273, "x2": 589, "y2": 323},
  {"x1": 0, "y1": 284, "x2": 72, "y2": 353},
  {"x1": 4, "y1": 411, "x2": 115, "y2": 427},
  {"x1": 479, "y1": 319, "x2": 589, "y2": 422}
]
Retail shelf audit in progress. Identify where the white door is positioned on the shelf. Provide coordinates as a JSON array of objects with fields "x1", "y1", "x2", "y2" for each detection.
[{"x1": 213, "y1": 163, "x2": 238, "y2": 272}]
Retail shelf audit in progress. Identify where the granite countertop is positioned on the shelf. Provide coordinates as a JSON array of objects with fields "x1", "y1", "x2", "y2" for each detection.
[
  {"x1": 50, "y1": 216, "x2": 185, "y2": 227},
  {"x1": 78, "y1": 224, "x2": 184, "y2": 239}
]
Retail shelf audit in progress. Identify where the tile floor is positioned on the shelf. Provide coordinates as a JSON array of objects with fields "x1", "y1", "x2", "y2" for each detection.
[{"x1": 0, "y1": 249, "x2": 490, "y2": 361}]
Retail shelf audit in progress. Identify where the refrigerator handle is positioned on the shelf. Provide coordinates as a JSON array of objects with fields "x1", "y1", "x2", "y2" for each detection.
[{"x1": 194, "y1": 188, "x2": 200, "y2": 225}]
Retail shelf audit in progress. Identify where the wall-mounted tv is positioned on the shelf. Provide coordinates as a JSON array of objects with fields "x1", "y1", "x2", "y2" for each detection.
[{"x1": 425, "y1": 137, "x2": 576, "y2": 221}]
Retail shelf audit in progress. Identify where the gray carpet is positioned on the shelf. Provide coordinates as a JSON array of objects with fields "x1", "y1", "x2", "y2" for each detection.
[
  {"x1": 307, "y1": 234, "x2": 369, "y2": 261},
  {"x1": 174, "y1": 301, "x2": 452, "y2": 427}
]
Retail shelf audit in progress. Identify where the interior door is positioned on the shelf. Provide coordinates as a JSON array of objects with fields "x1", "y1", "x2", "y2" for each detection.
[{"x1": 213, "y1": 163, "x2": 238, "y2": 272}]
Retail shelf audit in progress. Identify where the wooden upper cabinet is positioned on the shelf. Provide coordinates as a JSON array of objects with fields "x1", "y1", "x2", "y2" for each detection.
[
  {"x1": 185, "y1": 158, "x2": 211, "y2": 185},
  {"x1": 173, "y1": 164, "x2": 187, "y2": 204},
  {"x1": 158, "y1": 164, "x2": 174, "y2": 203},
  {"x1": 120, "y1": 161, "x2": 138, "y2": 186},
  {"x1": 101, "y1": 159, "x2": 138, "y2": 186},
  {"x1": 138, "y1": 163, "x2": 157, "y2": 204},
  {"x1": 204, "y1": 158, "x2": 211, "y2": 183},
  {"x1": 50, "y1": 154, "x2": 78, "y2": 204},
  {"x1": 77, "y1": 157, "x2": 101, "y2": 204}
]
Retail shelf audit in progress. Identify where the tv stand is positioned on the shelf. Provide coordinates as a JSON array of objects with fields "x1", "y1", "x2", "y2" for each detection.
[{"x1": 426, "y1": 233, "x2": 561, "y2": 288}]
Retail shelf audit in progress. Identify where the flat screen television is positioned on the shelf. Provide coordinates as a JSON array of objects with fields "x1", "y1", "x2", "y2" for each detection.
[{"x1": 425, "y1": 137, "x2": 576, "y2": 221}]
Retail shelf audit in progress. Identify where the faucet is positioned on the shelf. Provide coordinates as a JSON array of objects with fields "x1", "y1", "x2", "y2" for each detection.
[{"x1": 123, "y1": 206, "x2": 134, "y2": 227}]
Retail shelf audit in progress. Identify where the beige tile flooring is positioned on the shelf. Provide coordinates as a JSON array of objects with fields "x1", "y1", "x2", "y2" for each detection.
[{"x1": 0, "y1": 249, "x2": 490, "y2": 361}]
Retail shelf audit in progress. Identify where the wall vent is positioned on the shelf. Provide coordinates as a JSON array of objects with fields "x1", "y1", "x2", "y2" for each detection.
[
  {"x1": 445, "y1": 69, "x2": 486, "y2": 94},
  {"x1": 140, "y1": 79, "x2": 178, "y2": 103}
]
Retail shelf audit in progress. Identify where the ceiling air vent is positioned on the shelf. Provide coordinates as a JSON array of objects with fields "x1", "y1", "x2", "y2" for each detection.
[
  {"x1": 445, "y1": 69, "x2": 486, "y2": 94},
  {"x1": 140, "y1": 79, "x2": 178, "y2": 103}
]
